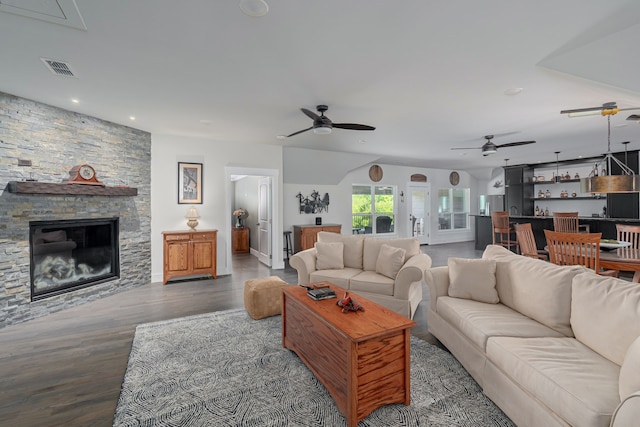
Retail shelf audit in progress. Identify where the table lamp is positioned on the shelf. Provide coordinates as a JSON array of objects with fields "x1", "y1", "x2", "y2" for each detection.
[{"x1": 185, "y1": 206, "x2": 200, "y2": 231}]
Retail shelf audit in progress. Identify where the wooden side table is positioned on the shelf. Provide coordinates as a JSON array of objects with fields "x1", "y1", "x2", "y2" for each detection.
[
  {"x1": 162, "y1": 229, "x2": 217, "y2": 284},
  {"x1": 232, "y1": 227, "x2": 250, "y2": 254}
]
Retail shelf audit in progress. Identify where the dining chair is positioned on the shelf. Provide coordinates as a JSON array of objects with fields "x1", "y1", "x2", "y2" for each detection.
[
  {"x1": 552, "y1": 212, "x2": 590, "y2": 233},
  {"x1": 514, "y1": 223, "x2": 548, "y2": 260},
  {"x1": 544, "y1": 230, "x2": 618, "y2": 277},
  {"x1": 616, "y1": 224, "x2": 640, "y2": 249},
  {"x1": 491, "y1": 211, "x2": 518, "y2": 253}
]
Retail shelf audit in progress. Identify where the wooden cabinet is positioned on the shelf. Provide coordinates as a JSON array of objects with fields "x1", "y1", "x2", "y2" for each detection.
[
  {"x1": 232, "y1": 227, "x2": 249, "y2": 254},
  {"x1": 162, "y1": 230, "x2": 217, "y2": 284},
  {"x1": 293, "y1": 224, "x2": 342, "y2": 253}
]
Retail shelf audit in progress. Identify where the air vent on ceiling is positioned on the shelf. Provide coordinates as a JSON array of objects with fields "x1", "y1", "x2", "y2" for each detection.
[{"x1": 40, "y1": 58, "x2": 77, "y2": 78}]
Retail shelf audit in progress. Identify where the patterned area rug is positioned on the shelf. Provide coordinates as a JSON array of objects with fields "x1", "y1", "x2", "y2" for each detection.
[{"x1": 113, "y1": 308, "x2": 514, "y2": 426}]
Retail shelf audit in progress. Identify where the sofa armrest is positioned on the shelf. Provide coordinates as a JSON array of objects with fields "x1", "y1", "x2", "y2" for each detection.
[
  {"x1": 289, "y1": 248, "x2": 317, "y2": 285},
  {"x1": 610, "y1": 391, "x2": 640, "y2": 427},
  {"x1": 394, "y1": 253, "x2": 432, "y2": 300},
  {"x1": 424, "y1": 266, "x2": 450, "y2": 312}
]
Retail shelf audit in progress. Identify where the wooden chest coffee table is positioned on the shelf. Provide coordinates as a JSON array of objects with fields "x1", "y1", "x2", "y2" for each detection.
[{"x1": 282, "y1": 283, "x2": 416, "y2": 427}]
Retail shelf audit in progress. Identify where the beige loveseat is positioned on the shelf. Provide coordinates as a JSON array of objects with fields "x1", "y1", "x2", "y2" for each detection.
[
  {"x1": 425, "y1": 244, "x2": 640, "y2": 427},
  {"x1": 289, "y1": 232, "x2": 431, "y2": 319}
]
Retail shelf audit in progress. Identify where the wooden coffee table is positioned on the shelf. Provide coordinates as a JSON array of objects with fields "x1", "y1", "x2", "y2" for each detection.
[{"x1": 282, "y1": 283, "x2": 416, "y2": 426}]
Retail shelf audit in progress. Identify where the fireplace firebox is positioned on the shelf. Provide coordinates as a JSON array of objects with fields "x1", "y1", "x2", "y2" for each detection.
[{"x1": 29, "y1": 218, "x2": 120, "y2": 301}]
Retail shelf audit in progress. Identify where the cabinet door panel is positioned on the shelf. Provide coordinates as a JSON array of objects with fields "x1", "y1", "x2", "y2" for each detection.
[
  {"x1": 192, "y1": 241, "x2": 214, "y2": 270},
  {"x1": 166, "y1": 241, "x2": 190, "y2": 272}
]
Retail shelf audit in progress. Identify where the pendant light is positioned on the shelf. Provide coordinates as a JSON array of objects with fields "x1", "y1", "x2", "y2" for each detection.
[{"x1": 580, "y1": 114, "x2": 639, "y2": 193}]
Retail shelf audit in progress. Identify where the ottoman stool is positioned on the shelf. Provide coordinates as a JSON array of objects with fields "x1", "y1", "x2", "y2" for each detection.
[{"x1": 244, "y1": 276, "x2": 288, "y2": 320}]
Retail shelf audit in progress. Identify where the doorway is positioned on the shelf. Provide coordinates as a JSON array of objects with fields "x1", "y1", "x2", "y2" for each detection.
[
  {"x1": 407, "y1": 183, "x2": 431, "y2": 245},
  {"x1": 225, "y1": 167, "x2": 281, "y2": 271}
]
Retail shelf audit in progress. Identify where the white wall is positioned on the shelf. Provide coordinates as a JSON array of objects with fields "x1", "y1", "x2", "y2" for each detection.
[
  {"x1": 151, "y1": 135, "x2": 283, "y2": 283},
  {"x1": 283, "y1": 163, "x2": 478, "y2": 244}
]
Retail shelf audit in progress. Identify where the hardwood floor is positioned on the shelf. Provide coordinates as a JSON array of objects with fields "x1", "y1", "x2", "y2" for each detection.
[{"x1": 0, "y1": 241, "x2": 480, "y2": 427}]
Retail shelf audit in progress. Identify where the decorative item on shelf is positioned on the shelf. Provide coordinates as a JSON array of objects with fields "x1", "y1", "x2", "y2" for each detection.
[
  {"x1": 535, "y1": 205, "x2": 541, "y2": 216},
  {"x1": 537, "y1": 189, "x2": 544, "y2": 198},
  {"x1": 571, "y1": 192, "x2": 577, "y2": 197},
  {"x1": 577, "y1": 114, "x2": 639, "y2": 193},
  {"x1": 545, "y1": 189, "x2": 551, "y2": 198},
  {"x1": 560, "y1": 190, "x2": 568, "y2": 198},
  {"x1": 553, "y1": 152, "x2": 562, "y2": 183},
  {"x1": 185, "y1": 206, "x2": 200, "y2": 231},
  {"x1": 563, "y1": 172, "x2": 571, "y2": 180},
  {"x1": 574, "y1": 172, "x2": 580, "y2": 179},
  {"x1": 538, "y1": 175, "x2": 545, "y2": 182},
  {"x1": 545, "y1": 207, "x2": 549, "y2": 216},
  {"x1": 532, "y1": 176, "x2": 538, "y2": 182},
  {"x1": 66, "y1": 164, "x2": 105, "y2": 186},
  {"x1": 233, "y1": 208, "x2": 248, "y2": 228}
]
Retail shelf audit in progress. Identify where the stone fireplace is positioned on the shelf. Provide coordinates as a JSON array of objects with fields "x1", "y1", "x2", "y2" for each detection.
[
  {"x1": 0, "y1": 91, "x2": 151, "y2": 328},
  {"x1": 30, "y1": 217, "x2": 120, "y2": 301}
]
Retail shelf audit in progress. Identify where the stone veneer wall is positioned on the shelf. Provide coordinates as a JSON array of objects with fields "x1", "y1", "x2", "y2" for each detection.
[{"x1": 0, "y1": 92, "x2": 151, "y2": 328}]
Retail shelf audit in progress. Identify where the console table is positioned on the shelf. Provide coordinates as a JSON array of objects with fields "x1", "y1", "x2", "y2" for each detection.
[
  {"x1": 162, "y1": 230, "x2": 217, "y2": 284},
  {"x1": 292, "y1": 224, "x2": 341, "y2": 253}
]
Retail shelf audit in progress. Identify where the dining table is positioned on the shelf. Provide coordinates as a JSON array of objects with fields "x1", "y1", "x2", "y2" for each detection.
[{"x1": 599, "y1": 247, "x2": 640, "y2": 283}]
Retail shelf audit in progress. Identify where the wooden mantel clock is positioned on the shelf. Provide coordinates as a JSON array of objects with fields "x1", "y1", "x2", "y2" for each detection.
[{"x1": 66, "y1": 164, "x2": 105, "y2": 186}]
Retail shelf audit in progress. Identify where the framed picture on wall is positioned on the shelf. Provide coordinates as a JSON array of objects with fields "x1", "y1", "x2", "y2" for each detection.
[{"x1": 178, "y1": 162, "x2": 203, "y2": 204}]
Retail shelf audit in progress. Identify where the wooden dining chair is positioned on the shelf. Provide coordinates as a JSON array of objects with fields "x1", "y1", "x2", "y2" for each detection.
[
  {"x1": 544, "y1": 230, "x2": 618, "y2": 277},
  {"x1": 514, "y1": 223, "x2": 548, "y2": 260},
  {"x1": 491, "y1": 211, "x2": 518, "y2": 252},
  {"x1": 616, "y1": 224, "x2": 640, "y2": 249},
  {"x1": 553, "y1": 212, "x2": 590, "y2": 233}
]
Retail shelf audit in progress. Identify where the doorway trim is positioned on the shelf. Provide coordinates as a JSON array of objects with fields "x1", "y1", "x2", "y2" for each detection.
[{"x1": 225, "y1": 167, "x2": 282, "y2": 271}]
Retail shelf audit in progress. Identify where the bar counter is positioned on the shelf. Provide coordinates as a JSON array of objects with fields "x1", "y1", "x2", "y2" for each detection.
[{"x1": 474, "y1": 214, "x2": 640, "y2": 251}]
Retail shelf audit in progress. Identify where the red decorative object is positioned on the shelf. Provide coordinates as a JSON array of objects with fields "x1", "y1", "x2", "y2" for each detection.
[{"x1": 337, "y1": 291, "x2": 365, "y2": 313}]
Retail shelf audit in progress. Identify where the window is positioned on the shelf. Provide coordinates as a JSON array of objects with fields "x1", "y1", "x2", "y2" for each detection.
[
  {"x1": 438, "y1": 188, "x2": 470, "y2": 230},
  {"x1": 352, "y1": 185, "x2": 396, "y2": 234}
]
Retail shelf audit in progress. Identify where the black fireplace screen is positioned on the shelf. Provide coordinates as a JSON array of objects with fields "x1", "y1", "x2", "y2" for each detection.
[{"x1": 29, "y1": 217, "x2": 120, "y2": 301}]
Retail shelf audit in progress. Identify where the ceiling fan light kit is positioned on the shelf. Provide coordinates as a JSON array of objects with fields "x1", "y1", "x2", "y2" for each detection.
[
  {"x1": 239, "y1": 0, "x2": 269, "y2": 17},
  {"x1": 313, "y1": 125, "x2": 332, "y2": 135}
]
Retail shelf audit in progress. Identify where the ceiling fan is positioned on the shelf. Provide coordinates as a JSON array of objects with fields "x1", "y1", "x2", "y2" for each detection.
[
  {"x1": 560, "y1": 101, "x2": 640, "y2": 117},
  {"x1": 286, "y1": 105, "x2": 375, "y2": 137},
  {"x1": 451, "y1": 135, "x2": 536, "y2": 156}
]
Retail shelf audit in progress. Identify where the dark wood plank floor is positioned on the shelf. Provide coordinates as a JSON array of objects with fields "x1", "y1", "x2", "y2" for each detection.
[{"x1": 0, "y1": 241, "x2": 481, "y2": 427}]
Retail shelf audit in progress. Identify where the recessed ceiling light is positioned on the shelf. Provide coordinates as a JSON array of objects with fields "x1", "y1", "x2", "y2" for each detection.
[
  {"x1": 359, "y1": 139, "x2": 367, "y2": 144},
  {"x1": 504, "y1": 87, "x2": 524, "y2": 96},
  {"x1": 71, "y1": 98, "x2": 79, "y2": 103},
  {"x1": 129, "y1": 116, "x2": 136, "y2": 121},
  {"x1": 276, "y1": 135, "x2": 286, "y2": 140},
  {"x1": 239, "y1": 0, "x2": 269, "y2": 17}
]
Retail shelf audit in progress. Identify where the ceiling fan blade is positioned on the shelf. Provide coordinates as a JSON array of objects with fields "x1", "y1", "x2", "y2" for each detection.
[
  {"x1": 627, "y1": 115, "x2": 640, "y2": 121},
  {"x1": 332, "y1": 123, "x2": 376, "y2": 131},
  {"x1": 301, "y1": 108, "x2": 320, "y2": 121},
  {"x1": 495, "y1": 140, "x2": 536, "y2": 149},
  {"x1": 286, "y1": 127, "x2": 313, "y2": 138},
  {"x1": 450, "y1": 147, "x2": 481, "y2": 150},
  {"x1": 560, "y1": 102, "x2": 617, "y2": 115}
]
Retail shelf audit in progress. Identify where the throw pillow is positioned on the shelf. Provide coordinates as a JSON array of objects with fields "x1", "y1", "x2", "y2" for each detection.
[
  {"x1": 619, "y1": 335, "x2": 640, "y2": 400},
  {"x1": 315, "y1": 242, "x2": 344, "y2": 270},
  {"x1": 375, "y1": 244, "x2": 406, "y2": 279},
  {"x1": 448, "y1": 258, "x2": 499, "y2": 304}
]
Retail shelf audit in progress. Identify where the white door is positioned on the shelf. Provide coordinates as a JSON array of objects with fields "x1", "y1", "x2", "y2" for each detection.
[
  {"x1": 257, "y1": 177, "x2": 272, "y2": 266},
  {"x1": 407, "y1": 183, "x2": 430, "y2": 245}
]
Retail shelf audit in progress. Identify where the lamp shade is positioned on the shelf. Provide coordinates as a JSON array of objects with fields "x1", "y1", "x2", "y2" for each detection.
[
  {"x1": 185, "y1": 206, "x2": 200, "y2": 219},
  {"x1": 581, "y1": 175, "x2": 640, "y2": 194}
]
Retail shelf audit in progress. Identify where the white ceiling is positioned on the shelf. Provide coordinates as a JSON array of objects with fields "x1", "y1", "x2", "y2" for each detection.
[{"x1": 2, "y1": 0, "x2": 640, "y2": 179}]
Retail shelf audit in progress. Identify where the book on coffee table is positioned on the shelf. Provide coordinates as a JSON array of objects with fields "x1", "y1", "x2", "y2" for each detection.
[{"x1": 307, "y1": 287, "x2": 336, "y2": 300}]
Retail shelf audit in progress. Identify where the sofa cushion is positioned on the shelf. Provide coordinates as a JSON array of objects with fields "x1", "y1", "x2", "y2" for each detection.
[
  {"x1": 376, "y1": 244, "x2": 406, "y2": 279},
  {"x1": 487, "y1": 336, "x2": 620, "y2": 427},
  {"x1": 309, "y1": 268, "x2": 361, "y2": 289},
  {"x1": 620, "y1": 336, "x2": 640, "y2": 400},
  {"x1": 317, "y1": 232, "x2": 364, "y2": 269},
  {"x1": 448, "y1": 258, "x2": 498, "y2": 304},
  {"x1": 349, "y1": 271, "x2": 394, "y2": 296},
  {"x1": 571, "y1": 272, "x2": 640, "y2": 366},
  {"x1": 315, "y1": 242, "x2": 344, "y2": 270},
  {"x1": 437, "y1": 297, "x2": 564, "y2": 351},
  {"x1": 483, "y1": 244, "x2": 583, "y2": 337},
  {"x1": 363, "y1": 237, "x2": 419, "y2": 271}
]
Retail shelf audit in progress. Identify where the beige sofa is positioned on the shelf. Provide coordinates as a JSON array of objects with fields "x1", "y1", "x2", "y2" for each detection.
[
  {"x1": 289, "y1": 231, "x2": 431, "y2": 319},
  {"x1": 425, "y1": 244, "x2": 640, "y2": 427}
]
